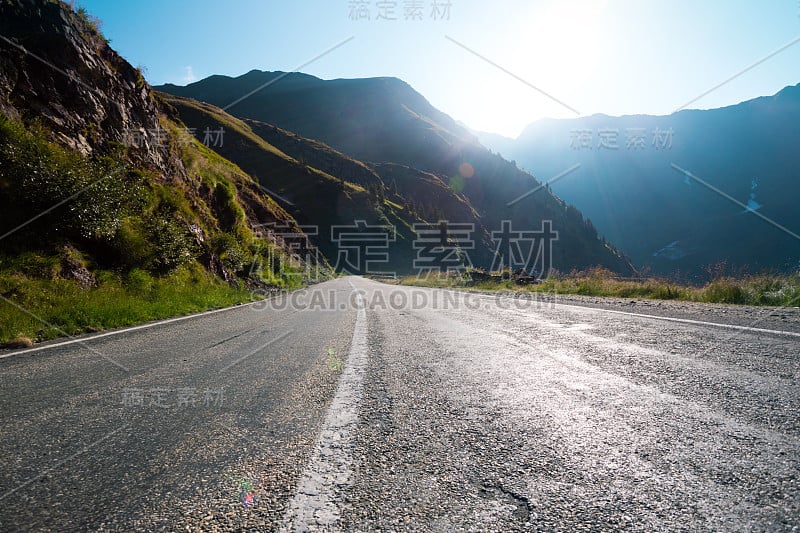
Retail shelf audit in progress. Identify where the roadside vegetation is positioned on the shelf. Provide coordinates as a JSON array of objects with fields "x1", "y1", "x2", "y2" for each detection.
[
  {"x1": 401, "y1": 266, "x2": 800, "y2": 307},
  {"x1": 0, "y1": 113, "x2": 317, "y2": 347},
  {"x1": 0, "y1": 262, "x2": 253, "y2": 346}
]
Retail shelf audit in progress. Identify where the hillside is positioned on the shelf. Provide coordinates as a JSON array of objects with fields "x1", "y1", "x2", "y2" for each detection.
[
  {"x1": 157, "y1": 92, "x2": 423, "y2": 273},
  {"x1": 159, "y1": 72, "x2": 478, "y2": 166},
  {"x1": 240, "y1": 118, "x2": 495, "y2": 265},
  {"x1": 479, "y1": 86, "x2": 800, "y2": 277},
  {"x1": 0, "y1": 0, "x2": 330, "y2": 344},
  {"x1": 157, "y1": 71, "x2": 633, "y2": 275}
]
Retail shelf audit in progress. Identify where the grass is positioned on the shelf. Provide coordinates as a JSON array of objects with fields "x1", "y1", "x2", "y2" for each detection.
[
  {"x1": 400, "y1": 267, "x2": 800, "y2": 307},
  {"x1": 0, "y1": 110, "x2": 329, "y2": 348},
  {"x1": 0, "y1": 263, "x2": 259, "y2": 346},
  {"x1": 383, "y1": 199, "x2": 404, "y2": 210}
]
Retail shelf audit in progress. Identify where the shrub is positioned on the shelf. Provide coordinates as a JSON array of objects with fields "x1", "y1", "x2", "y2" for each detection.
[
  {"x1": 113, "y1": 217, "x2": 155, "y2": 268},
  {"x1": 210, "y1": 233, "x2": 252, "y2": 274},
  {"x1": 0, "y1": 116, "x2": 143, "y2": 244},
  {"x1": 212, "y1": 181, "x2": 246, "y2": 233},
  {"x1": 700, "y1": 279, "x2": 748, "y2": 304},
  {"x1": 148, "y1": 217, "x2": 198, "y2": 273},
  {"x1": 124, "y1": 268, "x2": 154, "y2": 294}
]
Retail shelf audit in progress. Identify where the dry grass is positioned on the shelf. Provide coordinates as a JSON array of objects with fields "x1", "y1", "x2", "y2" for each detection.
[
  {"x1": 401, "y1": 267, "x2": 800, "y2": 307},
  {"x1": 2, "y1": 335, "x2": 34, "y2": 349}
]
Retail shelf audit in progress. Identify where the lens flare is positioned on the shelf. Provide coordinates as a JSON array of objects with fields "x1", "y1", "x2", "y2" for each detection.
[
  {"x1": 458, "y1": 162, "x2": 475, "y2": 178},
  {"x1": 449, "y1": 175, "x2": 465, "y2": 193}
]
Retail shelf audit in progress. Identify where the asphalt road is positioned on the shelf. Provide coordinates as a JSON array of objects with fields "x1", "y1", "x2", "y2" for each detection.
[{"x1": 1, "y1": 277, "x2": 798, "y2": 532}]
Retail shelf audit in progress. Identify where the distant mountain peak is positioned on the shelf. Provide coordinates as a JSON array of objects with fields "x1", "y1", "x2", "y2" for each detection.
[{"x1": 481, "y1": 81, "x2": 800, "y2": 274}]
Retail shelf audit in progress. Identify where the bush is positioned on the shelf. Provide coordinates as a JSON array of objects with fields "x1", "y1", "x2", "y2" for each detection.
[
  {"x1": 147, "y1": 216, "x2": 198, "y2": 273},
  {"x1": 113, "y1": 217, "x2": 155, "y2": 268},
  {"x1": 212, "y1": 181, "x2": 246, "y2": 233},
  {"x1": 0, "y1": 117, "x2": 143, "y2": 244},
  {"x1": 702, "y1": 279, "x2": 748, "y2": 304},
  {"x1": 124, "y1": 268, "x2": 154, "y2": 294},
  {"x1": 210, "y1": 233, "x2": 252, "y2": 274}
]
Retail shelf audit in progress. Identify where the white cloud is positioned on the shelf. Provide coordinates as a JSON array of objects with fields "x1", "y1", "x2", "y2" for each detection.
[{"x1": 180, "y1": 66, "x2": 197, "y2": 84}]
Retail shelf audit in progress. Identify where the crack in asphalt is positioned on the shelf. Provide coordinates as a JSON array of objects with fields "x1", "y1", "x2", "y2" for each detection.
[
  {"x1": 205, "y1": 328, "x2": 257, "y2": 349},
  {"x1": 480, "y1": 482, "x2": 534, "y2": 525}
]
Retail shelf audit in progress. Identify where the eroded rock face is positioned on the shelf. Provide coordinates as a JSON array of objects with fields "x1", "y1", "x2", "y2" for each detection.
[
  {"x1": 0, "y1": 0, "x2": 175, "y2": 175},
  {"x1": 0, "y1": 0, "x2": 329, "y2": 282},
  {"x1": 59, "y1": 245, "x2": 96, "y2": 288}
]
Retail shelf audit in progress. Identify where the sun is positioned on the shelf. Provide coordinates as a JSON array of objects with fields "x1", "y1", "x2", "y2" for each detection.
[
  {"x1": 479, "y1": 0, "x2": 610, "y2": 133},
  {"x1": 442, "y1": 0, "x2": 611, "y2": 137}
]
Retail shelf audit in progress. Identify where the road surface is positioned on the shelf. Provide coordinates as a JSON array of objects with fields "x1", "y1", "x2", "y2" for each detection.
[{"x1": 1, "y1": 277, "x2": 798, "y2": 531}]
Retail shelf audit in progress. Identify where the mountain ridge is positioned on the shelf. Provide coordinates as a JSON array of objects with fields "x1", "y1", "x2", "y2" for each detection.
[
  {"x1": 474, "y1": 82, "x2": 800, "y2": 276},
  {"x1": 157, "y1": 70, "x2": 634, "y2": 275}
]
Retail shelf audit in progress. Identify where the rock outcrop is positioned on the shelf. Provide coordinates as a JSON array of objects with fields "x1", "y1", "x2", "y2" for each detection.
[{"x1": 0, "y1": 0, "x2": 179, "y2": 175}]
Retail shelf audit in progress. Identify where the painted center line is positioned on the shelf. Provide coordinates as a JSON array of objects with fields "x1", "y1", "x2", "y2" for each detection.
[{"x1": 281, "y1": 283, "x2": 368, "y2": 531}]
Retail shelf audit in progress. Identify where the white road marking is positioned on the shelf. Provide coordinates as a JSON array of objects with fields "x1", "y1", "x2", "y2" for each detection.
[
  {"x1": 0, "y1": 296, "x2": 280, "y2": 360},
  {"x1": 563, "y1": 305, "x2": 800, "y2": 338},
  {"x1": 281, "y1": 283, "x2": 368, "y2": 532},
  {"x1": 431, "y1": 287, "x2": 800, "y2": 338}
]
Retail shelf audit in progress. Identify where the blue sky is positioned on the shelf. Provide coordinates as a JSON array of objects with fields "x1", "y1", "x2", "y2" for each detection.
[{"x1": 80, "y1": 0, "x2": 800, "y2": 138}]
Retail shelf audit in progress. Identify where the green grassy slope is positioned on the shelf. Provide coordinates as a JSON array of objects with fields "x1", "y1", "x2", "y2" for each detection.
[
  {"x1": 158, "y1": 92, "x2": 425, "y2": 274},
  {"x1": 0, "y1": 0, "x2": 333, "y2": 345},
  {"x1": 0, "y1": 112, "x2": 329, "y2": 345}
]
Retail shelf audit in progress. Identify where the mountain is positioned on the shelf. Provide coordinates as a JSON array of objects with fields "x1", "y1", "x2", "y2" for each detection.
[
  {"x1": 236, "y1": 116, "x2": 496, "y2": 264},
  {"x1": 0, "y1": 0, "x2": 329, "y2": 292},
  {"x1": 471, "y1": 130, "x2": 517, "y2": 160},
  {"x1": 157, "y1": 92, "x2": 426, "y2": 273},
  {"x1": 159, "y1": 72, "x2": 479, "y2": 166},
  {"x1": 478, "y1": 87, "x2": 800, "y2": 277},
  {"x1": 157, "y1": 72, "x2": 633, "y2": 275}
]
